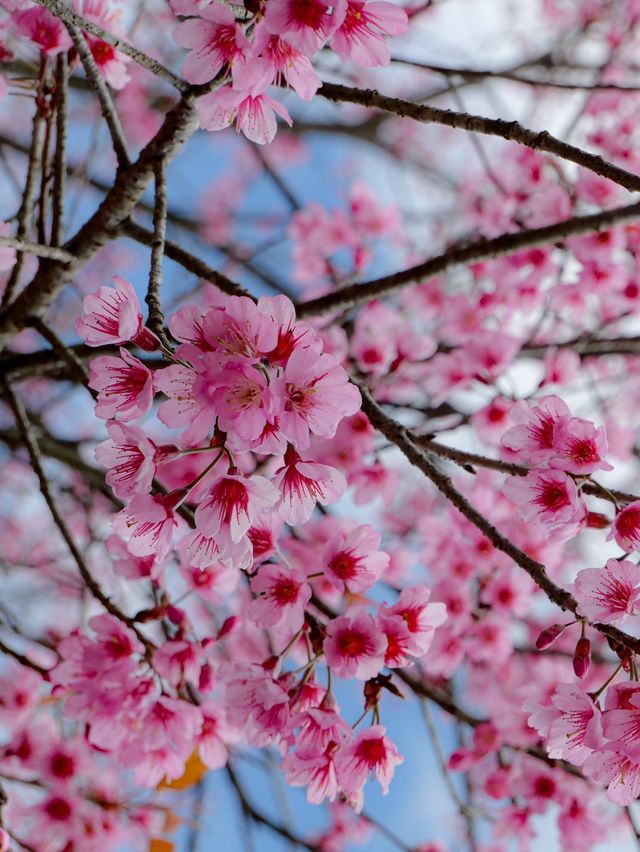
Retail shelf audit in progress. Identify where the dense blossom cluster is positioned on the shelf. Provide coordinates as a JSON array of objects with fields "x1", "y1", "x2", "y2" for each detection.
[{"x1": 5, "y1": 0, "x2": 640, "y2": 850}]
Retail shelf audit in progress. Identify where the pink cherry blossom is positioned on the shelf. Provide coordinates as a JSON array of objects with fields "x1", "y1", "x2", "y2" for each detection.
[
  {"x1": 173, "y1": 3, "x2": 249, "y2": 85},
  {"x1": 111, "y1": 493, "x2": 180, "y2": 558},
  {"x1": 550, "y1": 416, "x2": 613, "y2": 474},
  {"x1": 76, "y1": 275, "x2": 160, "y2": 350},
  {"x1": 323, "y1": 608, "x2": 387, "y2": 679},
  {"x1": 78, "y1": 0, "x2": 131, "y2": 90},
  {"x1": 195, "y1": 471, "x2": 280, "y2": 545},
  {"x1": 331, "y1": 0, "x2": 408, "y2": 67},
  {"x1": 575, "y1": 558, "x2": 640, "y2": 624},
  {"x1": 335, "y1": 725, "x2": 403, "y2": 795},
  {"x1": 323, "y1": 524, "x2": 389, "y2": 593},
  {"x1": 95, "y1": 422, "x2": 172, "y2": 499},
  {"x1": 610, "y1": 500, "x2": 640, "y2": 551},
  {"x1": 264, "y1": 0, "x2": 347, "y2": 55},
  {"x1": 249, "y1": 563, "x2": 311, "y2": 630},
  {"x1": 378, "y1": 587, "x2": 447, "y2": 657},
  {"x1": 274, "y1": 446, "x2": 347, "y2": 524},
  {"x1": 234, "y1": 26, "x2": 322, "y2": 101},
  {"x1": 89, "y1": 348, "x2": 155, "y2": 422},
  {"x1": 14, "y1": 7, "x2": 71, "y2": 54},
  {"x1": 504, "y1": 469, "x2": 585, "y2": 529},
  {"x1": 197, "y1": 85, "x2": 293, "y2": 145},
  {"x1": 502, "y1": 395, "x2": 571, "y2": 464}
]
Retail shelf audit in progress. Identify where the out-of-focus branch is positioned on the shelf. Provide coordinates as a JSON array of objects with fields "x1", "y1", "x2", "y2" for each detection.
[
  {"x1": 51, "y1": 52, "x2": 68, "y2": 247},
  {"x1": 145, "y1": 158, "x2": 170, "y2": 344},
  {"x1": 297, "y1": 199, "x2": 640, "y2": 317}
]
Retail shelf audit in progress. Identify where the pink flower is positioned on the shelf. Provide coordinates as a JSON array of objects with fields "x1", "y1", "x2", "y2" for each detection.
[
  {"x1": 331, "y1": 0, "x2": 408, "y2": 67},
  {"x1": 111, "y1": 493, "x2": 180, "y2": 558},
  {"x1": 527, "y1": 684, "x2": 602, "y2": 766},
  {"x1": 0, "y1": 221, "x2": 16, "y2": 271},
  {"x1": 504, "y1": 469, "x2": 585, "y2": 528},
  {"x1": 273, "y1": 446, "x2": 346, "y2": 524},
  {"x1": 292, "y1": 705, "x2": 352, "y2": 758},
  {"x1": 282, "y1": 747, "x2": 340, "y2": 804},
  {"x1": 335, "y1": 725, "x2": 403, "y2": 795},
  {"x1": 257, "y1": 295, "x2": 321, "y2": 367},
  {"x1": 583, "y1": 749, "x2": 640, "y2": 805},
  {"x1": 173, "y1": 3, "x2": 249, "y2": 85},
  {"x1": 89, "y1": 348, "x2": 154, "y2": 422},
  {"x1": 76, "y1": 275, "x2": 160, "y2": 350},
  {"x1": 235, "y1": 26, "x2": 322, "y2": 101},
  {"x1": 155, "y1": 346, "x2": 222, "y2": 444},
  {"x1": 575, "y1": 559, "x2": 640, "y2": 624},
  {"x1": 323, "y1": 524, "x2": 389, "y2": 593},
  {"x1": 153, "y1": 640, "x2": 201, "y2": 686},
  {"x1": 378, "y1": 586, "x2": 447, "y2": 657},
  {"x1": 213, "y1": 363, "x2": 275, "y2": 444},
  {"x1": 610, "y1": 500, "x2": 640, "y2": 551},
  {"x1": 203, "y1": 296, "x2": 278, "y2": 361},
  {"x1": 502, "y1": 395, "x2": 570, "y2": 464},
  {"x1": 14, "y1": 7, "x2": 72, "y2": 55},
  {"x1": 550, "y1": 416, "x2": 613, "y2": 474},
  {"x1": 323, "y1": 608, "x2": 387, "y2": 680},
  {"x1": 78, "y1": 0, "x2": 131, "y2": 90},
  {"x1": 279, "y1": 350, "x2": 361, "y2": 450},
  {"x1": 197, "y1": 85, "x2": 293, "y2": 145},
  {"x1": 95, "y1": 422, "x2": 172, "y2": 499},
  {"x1": 264, "y1": 0, "x2": 347, "y2": 55},
  {"x1": 195, "y1": 471, "x2": 280, "y2": 545},
  {"x1": 249, "y1": 563, "x2": 311, "y2": 630}
]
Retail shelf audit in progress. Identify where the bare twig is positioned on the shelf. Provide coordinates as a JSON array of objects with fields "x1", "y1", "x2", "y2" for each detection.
[
  {"x1": 32, "y1": 0, "x2": 188, "y2": 92},
  {"x1": 145, "y1": 157, "x2": 170, "y2": 344},
  {"x1": 0, "y1": 236, "x2": 74, "y2": 262},
  {"x1": 64, "y1": 22, "x2": 130, "y2": 168},
  {"x1": 1, "y1": 378, "x2": 152, "y2": 651},
  {"x1": 318, "y1": 81, "x2": 640, "y2": 193},
  {"x1": 0, "y1": 637, "x2": 48, "y2": 676},
  {"x1": 51, "y1": 52, "x2": 68, "y2": 247}
]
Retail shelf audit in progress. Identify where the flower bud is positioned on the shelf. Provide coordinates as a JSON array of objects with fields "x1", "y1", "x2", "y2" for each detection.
[
  {"x1": 586, "y1": 511, "x2": 610, "y2": 529},
  {"x1": 573, "y1": 637, "x2": 591, "y2": 679},
  {"x1": 535, "y1": 623, "x2": 567, "y2": 650}
]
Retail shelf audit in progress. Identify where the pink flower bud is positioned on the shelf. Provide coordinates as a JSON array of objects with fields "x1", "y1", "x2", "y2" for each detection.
[
  {"x1": 217, "y1": 616, "x2": 238, "y2": 639},
  {"x1": 167, "y1": 606, "x2": 185, "y2": 625},
  {"x1": 535, "y1": 623, "x2": 567, "y2": 649},
  {"x1": 586, "y1": 511, "x2": 610, "y2": 529},
  {"x1": 573, "y1": 637, "x2": 591, "y2": 678},
  {"x1": 198, "y1": 663, "x2": 214, "y2": 693}
]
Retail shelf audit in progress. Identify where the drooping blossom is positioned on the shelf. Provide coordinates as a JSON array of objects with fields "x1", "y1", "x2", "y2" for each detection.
[
  {"x1": 195, "y1": 471, "x2": 280, "y2": 546},
  {"x1": 249, "y1": 563, "x2": 311, "y2": 630},
  {"x1": 274, "y1": 445, "x2": 346, "y2": 524},
  {"x1": 111, "y1": 493, "x2": 180, "y2": 558},
  {"x1": 335, "y1": 725, "x2": 403, "y2": 795},
  {"x1": 95, "y1": 422, "x2": 174, "y2": 499},
  {"x1": 197, "y1": 85, "x2": 293, "y2": 145}
]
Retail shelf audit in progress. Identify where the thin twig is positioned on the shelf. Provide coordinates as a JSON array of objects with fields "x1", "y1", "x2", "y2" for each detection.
[
  {"x1": 51, "y1": 52, "x2": 68, "y2": 247},
  {"x1": 355, "y1": 378, "x2": 640, "y2": 656},
  {"x1": 1, "y1": 378, "x2": 152, "y2": 651},
  {"x1": 0, "y1": 236, "x2": 74, "y2": 262},
  {"x1": 318, "y1": 81, "x2": 640, "y2": 193},
  {"x1": 64, "y1": 22, "x2": 130, "y2": 168},
  {"x1": 145, "y1": 157, "x2": 170, "y2": 345},
  {"x1": 32, "y1": 0, "x2": 188, "y2": 92},
  {"x1": 30, "y1": 317, "x2": 91, "y2": 387},
  {"x1": 0, "y1": 637, "x2": 48, "y2": 676},
  {"x1": 1, "y1": 92, "x2": 45, "y2": 306}
]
